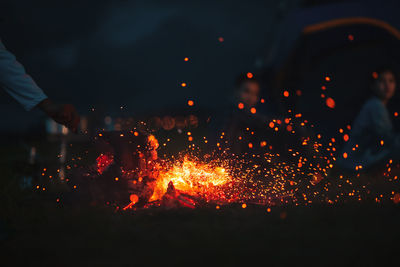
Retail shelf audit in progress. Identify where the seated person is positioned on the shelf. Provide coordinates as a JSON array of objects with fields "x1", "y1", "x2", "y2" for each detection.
[{"x1": 339, "y1": 67, "x2": 400, "y2": 171}]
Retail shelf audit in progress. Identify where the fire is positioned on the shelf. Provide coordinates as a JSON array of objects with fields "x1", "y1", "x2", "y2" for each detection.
[
  {"x1": 96, "y1": 153, "x2": 114, "y2": 174},
  {"x1": 150, "y1": 156, "x2": 232, "y2": 202}
]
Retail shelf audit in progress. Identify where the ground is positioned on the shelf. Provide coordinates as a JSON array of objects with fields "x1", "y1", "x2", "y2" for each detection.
[
  {"x1": 2, "y1": 200, "x2": 400, "y2": 266},
  {"x1": 1, "y1": 140, "x2": 400, "y2": 266}
]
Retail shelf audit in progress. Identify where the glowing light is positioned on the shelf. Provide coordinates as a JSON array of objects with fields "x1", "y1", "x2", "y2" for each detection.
[
  {"x1": 343, "y1": 152, "x2": 348, "y2": 159},
  {"x1": 250, "y1": 107, "x2": 256, "y2": 114},
  {"x1": 269, "y1": 122, "x2": 275, "y2": 128},
  {"x1": 247, "y1": 72, "x2": 253, "y2": 78},
  {"x1": 298, "y1": 162, "x2": 302, "y2": 168},
  {"x1": 248, "y1": 143, "x2": 253, "y2": 149},
  {"x1": 218, "y1": 37, "x2": 224, "y2": 42},
  {"x1": 238, "y1": 102, "x2": 244, "y2": 109},
  {"x1": 181, "y1": 82, "x2": 187, "y2": 87},
  {"x1": 188, "y1": 100, "x2": 194, "y2": 106},
  {"x1": 283, "y1": 91, "x2": 289, "y2": 97},
  {"x1": 325, "y1": 76, "x2": 331, "y2": 82},
  {"x1": 260, "y1": 141, "x2": 267, "y2": 147},
  {"x1": 150, "y1": 157, "x2": 232, "y2": 201},
  {"x1": 394, "y1": 193, "x2": 400, "y2": 204},
  {"x1": 326, "y1": 97, "x2": 335, "y2": 108},
  {"x1": 343, "y1": 134, "x2": 349, "y2": 142},
  {"x1": 96, "y1": 154, "x2": 114, "y2": 174},
  {"x1": 260, "y1": 98, "x2": 265, "y2": 103},
  {"x1": 130, "y1": 194, "x2": 139, "y2": 204},
  {"x1": 184, "y1": 57, "x2": 189, "y2": 61},
  {"x1": 372, "y1": 72, "x2": 378, "y2": 79},
  {"x1": 148, "y1": 135, "x2": 159, "y2": 149}
]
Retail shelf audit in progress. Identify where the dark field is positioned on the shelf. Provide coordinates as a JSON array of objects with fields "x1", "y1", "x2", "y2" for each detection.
[
  {"x1": 2, "y1": 197, "x2": 400, "y2": 266},
  {"x1": 1, "y1": 141, "x2": 400, "y2": 266}
]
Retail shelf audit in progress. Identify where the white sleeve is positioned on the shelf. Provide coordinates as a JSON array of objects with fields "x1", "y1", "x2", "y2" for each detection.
[{"x1": 0, "y1": 39, "x2": 47, "y2": 111}]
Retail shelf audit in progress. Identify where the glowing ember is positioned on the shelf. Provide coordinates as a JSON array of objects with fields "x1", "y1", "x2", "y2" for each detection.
[
  {"x1": 326, "y1": 97, "x2": 335, "y2": 108},
  {"x1": 96, "y1": 153, "x2": 114, "y2": 174}
]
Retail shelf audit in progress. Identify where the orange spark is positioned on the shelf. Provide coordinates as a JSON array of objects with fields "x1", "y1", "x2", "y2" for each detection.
[
  {"x1": 260, "y1": 141, "x2": 267, "y2": 147},
  {"x1": 326, "y1": 97, "x2": 335, "y2": 108},
  {"x1": 283, "y1": 91, "x2": 289, "y2": 97}
]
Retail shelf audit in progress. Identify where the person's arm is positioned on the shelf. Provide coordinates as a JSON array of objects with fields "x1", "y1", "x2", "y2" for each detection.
[
  {"x1": 0, "y1": 39, "x2": 47, "y2": 111},
  {"x1": 369, "y1": 99, "x2": 396, "y2": 144},
  {"x1": 0, "y1": 39, "x2": 80, "y2": 131}
]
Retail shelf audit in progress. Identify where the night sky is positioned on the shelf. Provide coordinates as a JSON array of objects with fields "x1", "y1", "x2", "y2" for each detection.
[{"x1": 0, "y1": 0, "x2": 300, "y2": 132}]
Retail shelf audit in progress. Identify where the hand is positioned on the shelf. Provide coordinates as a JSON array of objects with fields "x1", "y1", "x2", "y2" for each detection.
[{"x1": 38, "y1": 98, "x2": 80, "y2": 132}]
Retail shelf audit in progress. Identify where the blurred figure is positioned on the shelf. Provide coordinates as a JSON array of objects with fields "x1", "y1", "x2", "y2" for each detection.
[
  {"x1": 215, "y1": 74, "x2": 270, "y2": 154},
  {"x1": 0, "y1": 39, "x2": 79, "y2": 131},
  {"x1": 339, "y1": 67, "x2": 400, "y2": 171},
  {"x1": 236, "y1": 74, "x2": 260, "y2": 109}
]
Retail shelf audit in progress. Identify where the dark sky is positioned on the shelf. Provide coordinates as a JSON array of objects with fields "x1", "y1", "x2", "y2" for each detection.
[{"x1": 0, "y1": 0, "x2": 300, "y2": 132}]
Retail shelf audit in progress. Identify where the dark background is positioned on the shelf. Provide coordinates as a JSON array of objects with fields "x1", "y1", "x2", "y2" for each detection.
[
  {"x1": 2, "y1": 2, "x2": 400, "y2": 265},
  {"x1": 0, "y1": 0, "x2": 304, "y2": 132}
]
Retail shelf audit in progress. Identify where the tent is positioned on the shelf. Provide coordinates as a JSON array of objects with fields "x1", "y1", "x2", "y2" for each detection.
[{"x1": 262, "y1": 1, "x2": 400, "y2": 134}]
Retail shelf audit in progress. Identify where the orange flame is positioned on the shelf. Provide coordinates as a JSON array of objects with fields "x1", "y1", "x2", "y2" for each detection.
[{"x1": 150, "y1": 156, "x2": 232, "y2": 201}]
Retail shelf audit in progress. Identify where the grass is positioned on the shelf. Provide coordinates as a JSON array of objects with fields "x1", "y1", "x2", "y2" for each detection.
[
  {"x1": 2, "y1": 202, "x2": 400, "y2": 266},
  {"x1": 1, "y1": 139, "x2": 400, "y2": 266}
]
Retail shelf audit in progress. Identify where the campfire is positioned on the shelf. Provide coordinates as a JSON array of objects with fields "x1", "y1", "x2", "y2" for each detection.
[{"x1": 90, "y1": 132, "x2": 313, "y2": 210}]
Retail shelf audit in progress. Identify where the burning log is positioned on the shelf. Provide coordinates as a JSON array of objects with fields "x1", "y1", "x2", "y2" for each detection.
[
  {"x1": 161, "y1": 181, "x2": 196, "y2": 209},
  {"x1": 89, "y1": 130, "x2": 160, "y2": 206}
]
